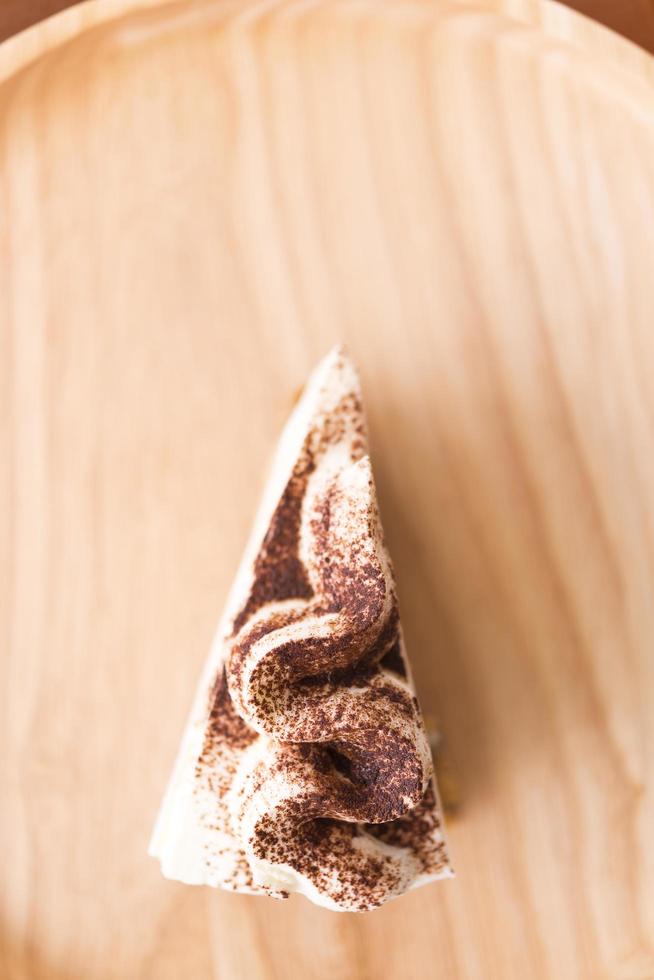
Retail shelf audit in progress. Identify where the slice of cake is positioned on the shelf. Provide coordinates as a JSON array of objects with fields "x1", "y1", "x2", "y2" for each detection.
[{"x1": 149, "y1": 347, "x2": 452, "y2": 911}]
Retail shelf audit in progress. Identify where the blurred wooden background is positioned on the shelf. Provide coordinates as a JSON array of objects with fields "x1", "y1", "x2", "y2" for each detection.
[{"x1": 4, "y1": 0, "x2": 654, "y2": 52}]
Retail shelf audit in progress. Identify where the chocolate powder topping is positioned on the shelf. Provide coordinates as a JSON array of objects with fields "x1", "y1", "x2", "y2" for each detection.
[
  {"x1": 232, "y1": 464, "x2": 315, "y2": 634},
  {"x1": 194, "y1": 350, "x2": 447, "y2": 910}
]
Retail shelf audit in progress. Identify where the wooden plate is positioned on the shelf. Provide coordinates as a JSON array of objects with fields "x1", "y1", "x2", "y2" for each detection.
[{"x1": 2, "y1": 1, "x2": 654, "y2": 977}]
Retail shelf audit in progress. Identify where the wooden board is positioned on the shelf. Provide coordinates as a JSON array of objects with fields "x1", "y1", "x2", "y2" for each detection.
[{"x1": 2, "y1": 1, "x2": 654, "y2": 977}]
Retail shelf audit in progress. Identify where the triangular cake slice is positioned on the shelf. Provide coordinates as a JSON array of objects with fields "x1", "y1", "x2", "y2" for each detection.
[{"x1": 149, "y1": 347, "x2": 452, "y2": 911}]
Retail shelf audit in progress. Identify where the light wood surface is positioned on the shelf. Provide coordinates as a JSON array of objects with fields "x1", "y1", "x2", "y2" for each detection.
[
  {"x1": 3, "y1": 0, "x2": 654, "y2": 53},
  {"x1": 2, "y1": 1, "x2": 654, "y2": 978}
]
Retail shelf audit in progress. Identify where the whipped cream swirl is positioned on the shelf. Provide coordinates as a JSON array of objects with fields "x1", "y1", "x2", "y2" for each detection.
[
  {"x1": 216, "y1": 387, "x2": 434, "y2": 907},
  {"x1": 153, "y1": 349, "x2": 452, "y2": 911}
]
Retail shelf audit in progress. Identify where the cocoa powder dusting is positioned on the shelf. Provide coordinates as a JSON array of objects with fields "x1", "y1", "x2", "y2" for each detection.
[
  {"x1": 232, "y1": 462, "x2": 315, "y2": 633},
  {"x1": 194, "y1": 352, "x2": 448, "y2": 909}
]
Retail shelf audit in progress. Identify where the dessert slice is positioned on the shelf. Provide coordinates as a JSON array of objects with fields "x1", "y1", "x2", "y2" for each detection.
[{"x1": 149, "y1": 347, "x2": 452, "y2": 911}]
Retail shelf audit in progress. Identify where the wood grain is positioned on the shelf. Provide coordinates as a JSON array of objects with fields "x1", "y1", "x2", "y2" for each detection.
[
  {"x1": 2, "y1": 1, "x2": 654, "y2": 978},
  {"x1": 3, "y1": 0, "x2": 654, "y2": 53}
]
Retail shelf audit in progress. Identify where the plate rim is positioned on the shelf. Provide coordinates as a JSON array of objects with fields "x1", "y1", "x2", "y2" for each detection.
[{"x1": 1, "y1": 0, "x2": 654, "y2": 95}]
